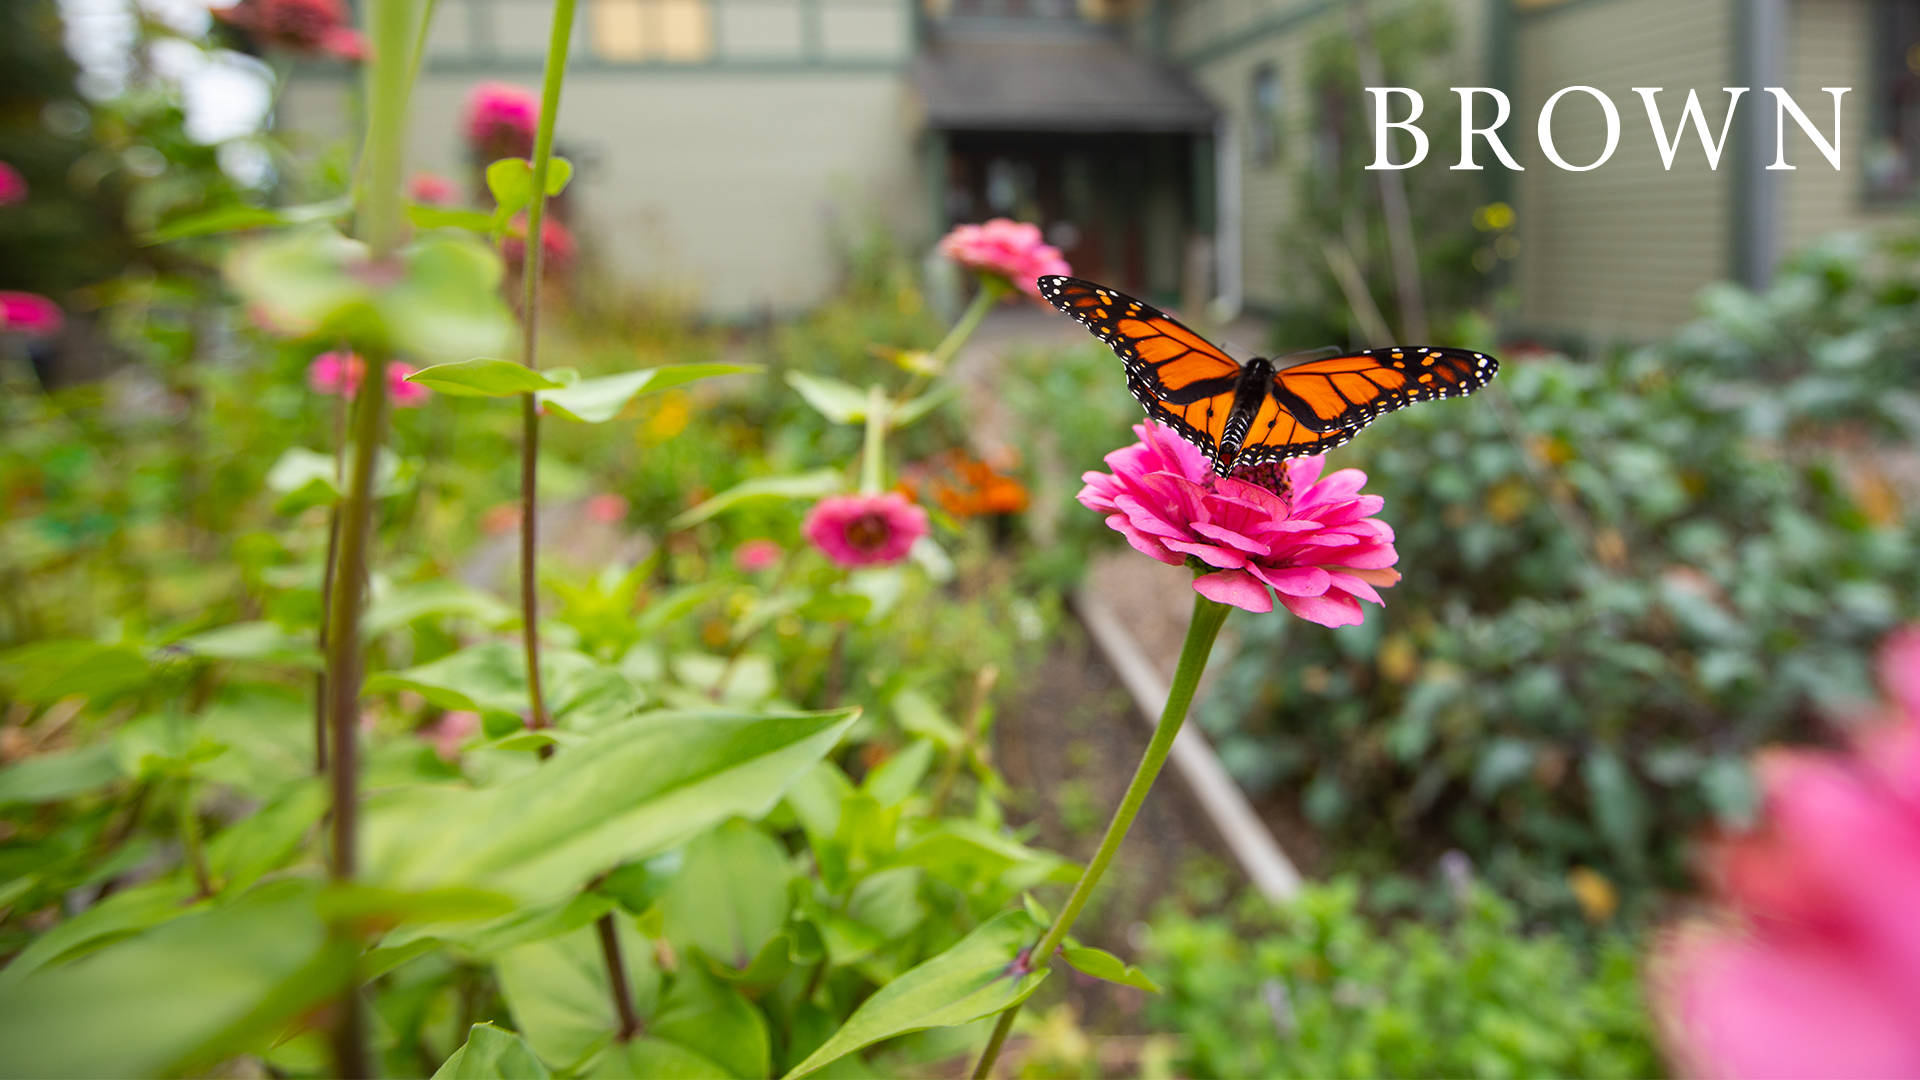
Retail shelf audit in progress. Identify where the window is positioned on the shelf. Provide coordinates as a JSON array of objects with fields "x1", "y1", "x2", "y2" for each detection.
[
  {"x1": 590, "y1": 0, "x2": 713, "y2": 63},
  {"x1": 1867, "y1": 0, "x2": 1920, "y2": 199},
  {"x1": 1250, "y1": 62, "x2": 1281, "y2": 166}
]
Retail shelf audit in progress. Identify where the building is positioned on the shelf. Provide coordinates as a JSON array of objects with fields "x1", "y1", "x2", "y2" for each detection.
[{"x1": 284, "y1": 0, "x2": 1916, "y2": 337}]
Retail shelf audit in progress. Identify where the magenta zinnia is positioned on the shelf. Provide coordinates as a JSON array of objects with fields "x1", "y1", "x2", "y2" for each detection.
[
  {"x1": 803, "y1": 493, "x2": 928, "y2": 569},
  {"x1": 1079, "y1": 421, "x2": 1398, "y2": 626},
  {"x1": 464, "y1": 82, "x2": 540, "y2": 160},
  {"x1": 938, "y1": 218, "x2": 1071, "y2": 300}
]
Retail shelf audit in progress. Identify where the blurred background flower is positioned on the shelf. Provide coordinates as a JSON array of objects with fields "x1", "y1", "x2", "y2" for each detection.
[{"x1": 803, "y1": 492, "x2": 927, "y2": 568}]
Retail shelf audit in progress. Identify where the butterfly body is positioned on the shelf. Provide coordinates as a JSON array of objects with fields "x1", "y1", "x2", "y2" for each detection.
[{"x1": 1038, "y1": 275, "x2": 1499, "y2": 475}]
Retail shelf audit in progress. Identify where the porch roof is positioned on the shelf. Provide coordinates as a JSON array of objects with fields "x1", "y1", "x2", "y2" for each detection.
[{"x1": 911, "y1": 27, "x2": 1219, "y2": 134}]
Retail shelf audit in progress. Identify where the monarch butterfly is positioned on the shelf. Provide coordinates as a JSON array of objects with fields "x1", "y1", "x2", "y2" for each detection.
[{"x1": 1038, "y1": 275, "x2": 1499, "y2": 475}]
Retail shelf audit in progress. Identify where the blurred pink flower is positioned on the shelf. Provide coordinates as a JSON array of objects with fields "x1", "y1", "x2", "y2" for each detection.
[
  {"x1": 421, "y1": 711, "x2": 480, "y2": 762},
  {"x1": 482, "y1": 503, "x2": 520, "y2": 535},
  {"x1": 465, "y1": 82, "x2": 539, "y2": 159},
  {"x1": 1653, "y1": 628, "x2": 1920, "y2": 1079},
  {"x1": 408, "y1": 172, "x2": 457, "y2": 205},
  {"x1": 0, "y1": 162, "x2": 26, "y2": 205},
  {"x1": 215, "y1": 0, "x2": 364, "y2": 60},
  {"x1": 386, "y1": 361, "x2": 429, "y2": 407},
  {"x1": 0, "y1": 292, "x2": 63, "y2": 336},
  {"x1": 503, "y1": 214, "x2": 576, "y2": 273},
  {"x1": 938, "y1": 218, "x2": 1071, "y2": 300},
  {"x1": 733, "y1": 538, "x2": 783, "y2": 572},
  {"x1": 803, "y1": 493, "x2": 927, "y2": 568},
  {"x1": 585, "y1": 493, "x2": 628, "y2": 523},
  {"x1": 1078, "y1": 422, "x2": 1399, "y2": 626},
  {"x1": 308, "y1": 350, "x2": 364, "y2": 396}
]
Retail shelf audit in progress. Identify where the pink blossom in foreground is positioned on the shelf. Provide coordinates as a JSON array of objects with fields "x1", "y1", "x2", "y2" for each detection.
[
  {"x1": 307, "y1": 350, "x2": 364, "y2": 396},
  {"x1": 1653, "y1": 628, "x2": 1920, "y2": 1079},
  {"x1": 733, "y1": 538, "x2": 783, "y2": 573},
  {"x1": 938, "y1": 218, "x2": 1072, "y2": 300},
  {"x1": 0, "y1": 162, "x2": 26, "y2": 205},
  {"x1": 385, "y1": 362, "x2": 429, "y2": 407},
  {"x1": 0, "y1": 292, "x2": 63, "y2": 336},
  {"x1": 465, "y1": 82, "x2": 539, "y2": 159},
  {"x1": 803, "y1": 493, "x2": 928, "y2": 569},
  {"x1": 215, "y1": 0, "x2": 364, "y2": 60},
  {"x1": 421, "y1": 711, "x2": 480, "y2": 762},
  {"x1": 1078, "y1": 422, "x2": 1399, "y2": 626},
  {"x1": 408, "y1": 173, "x2": 457, "y2": 205}
]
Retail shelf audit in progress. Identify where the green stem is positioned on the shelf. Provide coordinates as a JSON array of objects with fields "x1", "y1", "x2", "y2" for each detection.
[
  {"x1": 859, "y1": 384, "x2": 888, "y2": 495},
  {"x1": 325, "y1": 0, "x2": 415, "y2": 1074},
  {"x1": 929, "y1": 279, "x2": 1003, "y2": 373},
  {"x1": 515, "y1": 0, "x2": 576, "y2": 734},
  {"x1": 178, "y1": 780, "x2": 213, "y2": 899},
  {"x1": 969, "y1": 593, "x2": 1230, "y2": 1080}
]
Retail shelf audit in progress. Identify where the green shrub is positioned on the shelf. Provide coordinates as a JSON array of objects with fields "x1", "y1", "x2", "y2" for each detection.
[{"x1": 1143, "y1": 880, "x2": 1660, "y2": 1079}]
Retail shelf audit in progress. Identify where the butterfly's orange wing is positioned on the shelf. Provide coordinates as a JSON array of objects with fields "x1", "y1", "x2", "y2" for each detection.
[
  {"x1": 1233, "y1": 393, "x2": 1368, "y2": 466},
  {"x1": 1039, "y1": 276, "x2": 1245, "y2": 457},
  {"x1": 1271, "y1": 347, "x2": 1499, "y2": 433}
]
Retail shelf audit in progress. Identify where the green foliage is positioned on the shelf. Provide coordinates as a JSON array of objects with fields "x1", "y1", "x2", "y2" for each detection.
[
  {"x1": 1200, "y1": 229, "x2": 1920, "y2": 915},
  {"x1": 1143, "y1": 881, "x2": 1660, "y2": 1079}
]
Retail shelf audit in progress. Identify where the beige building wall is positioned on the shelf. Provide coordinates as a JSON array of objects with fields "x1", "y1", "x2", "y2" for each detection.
[
  {"x1": 281, "y1": 0, "x2": 924, "y2": 319},
  {"x1": 1171, "y1": 0, "x2": 1493, "y2": 314},
  {"x1": 1781, "y1": 0, "x2": 1905, "y2": 250},
  {"x1": 1511, "y1": 0, "x2": 1735, "y2": 340}
]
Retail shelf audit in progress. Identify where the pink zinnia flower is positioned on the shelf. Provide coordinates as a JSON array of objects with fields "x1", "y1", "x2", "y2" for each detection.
[
  {"x1": 421, "y1": 710, "x2": 480, "y2": 762},
  {"x1": 0, "y1": 162, "x2": 26, "y2": 205},
  {"x1": 803, "y1": 493, "x2": 928, "y2": 568},
  {"x1": 733, "y1": 538, "x2": 782, "y2": 573},
  {"x1": 308, "y1": 350, "x2": 364, "y2": 396},
  {"x1": 584, "y1": 493, "x2": 628, "y2": 523},
  {"x1": 938, "y1": 218, "x2": 1072, "y2": 300},
  {"x1": 1078, "y1": 421, "x2": 1398, "y2": 626},
  {"x1": 215, "y1": 0, "x2": 364, "y2": 59},
  {"x1": 386, "y1": 361, "x2": 429, "y2": 407},
  {"x1": 0, "y1": 292, "x2": 63, "y2": 336},
  {"x1": 409, "y1": 173, "x2": 457, "y2": 205},
  {"x1": 503, "y1": 214, "x2": 576, "y2": 273},
  {"x1": 465, "y1": 82, "x2": 540, "y2": 159},
  {"x1": 1653, "y1": 628, "x2": 1920, "y2": 1079}
]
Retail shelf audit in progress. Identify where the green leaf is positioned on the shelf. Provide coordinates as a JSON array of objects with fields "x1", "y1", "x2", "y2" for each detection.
[
  {"x1": 434, "y1": 1023, "x2": 551, "y2": 1079},
  {"x1": 362, "y1": 707, "x2": 858, "y2": 904},
  {"x1": 592, "y1": 1039, "x2": 732, "y2": 1078},
  {"x1": 145, "y1": 197, "x2": 350, "y2": 244},
  {"x1": 174, "y1": 622, "x2": 320, "y2": 668},
  {"x1": 407, "y1": 357, "x2": 564, "y2": 397},
  {"x1": 0, "y1": 640, "x2": 150, "y2": 705},
  {"x1": 263, "y1": 447, "x2": 405, "y2": 513},
  {"x1": 545, "y1": 157, "x2": 574, "y2": 196},
  {"x1": 782, "y1": 909, "x2": 1047, "y2": 1079},
  {"x1": 1584, "y1": 748, "x2": 1650, "y2": 874},
  {"x1": 486, "y1": 158, "x2": 535, "y2": 217},
  {"x1": 659, "y1": 821, "x2": 793, "y2": 970},
  {"x1": 652, "y1": 962, "x2": 771, "y2": 1079},
  {"x1": 668, "y1": 470, "x2": 844, "y2": 530},
  {"x1": 1059, "y1": 944, "x2": 1161, "y2": 993},
  {"x1": 784, "y1": 372, "x2": 870, "y2": 424},
  {"x1": 385, "y1": 234, "x2": 516, "y2": 361},
  {"x1": 0, "y1": 878, "x2": 199, "y2": 989},
  {"x1": 862, "y1": 740, "x2": 935, "y2": 807},
  {"x1": 496, "y1": 919, "x2": 659, "y2": 1070},
  {"x1": 365, "y1": 641, "x2": 598, "y2": 718},
  {"x1": 537, "y1": 363, "x2": 759, "y2": 423},
  {"x1": 0, "y1": 879, "x2": 352, "y2": 1078},
  {"x1": 364, "y1": 580, "x2": 515, "y2": 637},
  {"x1": 205, "y1": 779, "x2": 327, "y2": 892},
  {"x1": 890, "y1": 385, "x2": 955, "y2": 429},
  {"x1": 0, "y1": 742, "x2": 124, "y2": 806},
  {"x1": 409, "y1": 204, "x2": 496, "y2": 233}
]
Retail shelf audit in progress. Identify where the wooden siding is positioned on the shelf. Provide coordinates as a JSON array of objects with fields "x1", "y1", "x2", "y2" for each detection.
[
  {"x1": 1512, "y1": 0, "x2": 1735, "y2": 339},
  {"x1": 1782, "y1": 0, "x2": 1905, "y2": 249}
]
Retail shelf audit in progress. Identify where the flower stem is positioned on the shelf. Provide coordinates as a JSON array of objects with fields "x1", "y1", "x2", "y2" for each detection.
[
  {"x1": 859, "y1": 384, "x2": 888, "y2": 495},
  {"x1": 928, "y1": 280, "x2": 1003, "y2": 373},
  {"x1": 969, "y1": 593, "x2": 1230, "y2": 1080},
  {"x1": 514, "y1": 0, "x2": 576, "y2": 734},
  {"x1": 595, "y1": 911, "x2": 643, "y2": 1041},
  {"x1": 325, "y1": 0, "x2": 414, "y2": 1073}
]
